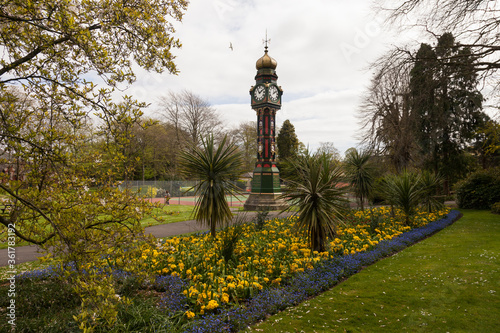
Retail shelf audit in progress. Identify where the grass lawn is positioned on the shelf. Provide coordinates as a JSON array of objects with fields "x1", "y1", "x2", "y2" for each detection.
[
  {"x1": 246, "y1": 209, "x2": 500, "y2": 332},
  {"x1": 0, "y1": 204, "x2": 195, "y2": 250},
  {"x1": 140, "y1": 204, "x2": 195, "y2": 227}
]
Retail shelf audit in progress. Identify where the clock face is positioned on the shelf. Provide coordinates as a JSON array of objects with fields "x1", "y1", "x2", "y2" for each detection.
[
  {"x1": 253, "y1": 85, "x2": 265, "y2": 101},
  {"x1": 269, "y1": 85, "x2": 279, "y2": 102}
]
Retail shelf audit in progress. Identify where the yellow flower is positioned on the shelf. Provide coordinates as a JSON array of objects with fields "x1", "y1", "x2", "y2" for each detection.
[
  {"x1": 206, "y1": 300, "x2": 219, "y2": 310},
  {"x1": 185, "y1": 311, "x2": 195, "y2": 319}
]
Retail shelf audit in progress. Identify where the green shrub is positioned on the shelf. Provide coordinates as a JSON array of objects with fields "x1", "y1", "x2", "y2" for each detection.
[
  {"x1": 455, "y1": 168, "x2": 500, "y2": 209},
  {"x1": 255, "y1": 210, "x2": 270, "y2": 231},
  {"x1": 369, "y1": 177, "x2": 386, "y2": 205},
  {"x1": 236, "y1": 179, "x2": 247, "y2": 190},
  {"x1": 492, "y1": 202, "x2": 500, "y2": 214}
]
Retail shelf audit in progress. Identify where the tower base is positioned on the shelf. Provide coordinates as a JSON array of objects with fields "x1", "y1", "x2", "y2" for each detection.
[{"x1": 243, "y1": 193, "x2": 288, "y2": 211}]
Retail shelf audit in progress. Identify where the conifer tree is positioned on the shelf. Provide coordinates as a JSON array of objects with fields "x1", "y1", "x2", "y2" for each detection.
[{"x1": 276, "y1": 119, "x2": 299, "y2": 161}]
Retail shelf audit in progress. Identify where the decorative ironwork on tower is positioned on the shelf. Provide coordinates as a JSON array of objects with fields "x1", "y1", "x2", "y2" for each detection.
[{"x1": 244, "y1": 41, "x2": 287, "y2": 211}]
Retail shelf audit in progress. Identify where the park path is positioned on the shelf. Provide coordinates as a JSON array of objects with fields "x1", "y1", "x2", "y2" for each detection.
[{"x1": 0, "y1": 211, "x2": 293, "y2": 267}]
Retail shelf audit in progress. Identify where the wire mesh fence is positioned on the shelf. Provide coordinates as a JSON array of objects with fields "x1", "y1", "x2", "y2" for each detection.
[{"x1": 118, "y1": 180, "x2": 250, "y2": 206}]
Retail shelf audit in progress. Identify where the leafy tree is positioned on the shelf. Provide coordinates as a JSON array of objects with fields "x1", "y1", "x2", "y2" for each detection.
[
  {"x1": 276, "y1": 119, "x2": 299, "y2": 161},
  {"x1": 361, "y1": 33, "x2": 488, "y2": 192},
  {"x1": 281, "y1": 152, "x2": 348, "y2": 252},
  {"x1": 344, "y1": 148, "x2": 375, "y2": 211},
  {"x1": 276, "y1": 119, "x2": 300, "y2": 180},
  {"x1": 129, "y1": 121, "x2": 180, "y2": 180},
  {"x1": 0, "y1": 0, "x2": 188, "y2": 329},
  {"x1": 474, "y1": 120, "x2": 500, "y2": 169},
  {"x1": 179, "y1": 135, "x2": 243, "y2": 238},
  {"x1": 0, "y1": 90, "x2": 156, "y2": 330}
]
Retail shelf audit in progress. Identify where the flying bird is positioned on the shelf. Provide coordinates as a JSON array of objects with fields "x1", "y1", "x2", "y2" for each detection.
[{"x1": 229, "y1": 42, "x2": 233, "y2": 51}]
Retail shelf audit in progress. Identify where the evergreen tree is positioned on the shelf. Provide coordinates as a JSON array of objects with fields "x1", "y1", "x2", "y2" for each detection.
[
  {"x1": 276, "y1": 119, "x2": 299, "y2": 161},
  {"x1": 410, "y1": 33, "x2": 487, "y2": 192}
]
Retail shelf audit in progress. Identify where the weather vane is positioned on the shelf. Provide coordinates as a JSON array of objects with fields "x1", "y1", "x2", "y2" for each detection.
[{"x1": 263, "y1": 29, "x2": 271, "y2": 51}]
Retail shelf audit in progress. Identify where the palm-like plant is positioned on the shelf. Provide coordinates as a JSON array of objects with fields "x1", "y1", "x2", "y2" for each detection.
[
  {"x1": 344, "y1": 148, "x2": 374, "y2": 211},
  {"x1": 179, "y1": 135, "x2": 243, "y2": 238},
  {"x1": 419, "y1": 171, "x2": 444, "y2": 213},
  {"x1": 382, "y1": 171, "x2": 423, "y2": 226},
  {"x1": 281, "y1": 152, "x2": 348, "y2": 252}
]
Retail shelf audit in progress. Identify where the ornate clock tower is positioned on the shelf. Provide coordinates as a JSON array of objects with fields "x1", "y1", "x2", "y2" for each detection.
[{"x1": 244, "y1": 44, "x2": 287, "y2": 211}]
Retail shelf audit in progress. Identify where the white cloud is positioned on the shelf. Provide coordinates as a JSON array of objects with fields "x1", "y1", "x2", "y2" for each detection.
[{"x1": 125, "y1": 0, "x2": 400, "y2": 156}]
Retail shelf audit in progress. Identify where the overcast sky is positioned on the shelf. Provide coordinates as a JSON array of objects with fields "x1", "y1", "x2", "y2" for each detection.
[{"x1": 126, "y1": 0, "x2": 409, "y2": 155}]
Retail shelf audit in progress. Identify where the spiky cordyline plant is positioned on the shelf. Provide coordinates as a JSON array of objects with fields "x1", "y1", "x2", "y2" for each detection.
[
  {"x1": 179, "y1": 135, "x2": 243, "y2": 237},
  {"x1": 281, "y1": 152, "x2": 348, "y2": 252},
  {"x1": 344, "y1": 148, "x2": 374, "y2": 211},
  {"x1": 419, "y1": 170, "x2": 444, "y2": 212},
  {"x1": 382, "y1": 170, "x2": 424, "y2": 226}
]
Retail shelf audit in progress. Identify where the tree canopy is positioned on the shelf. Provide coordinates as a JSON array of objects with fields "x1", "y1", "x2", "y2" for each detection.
[
  {"x1": 158, "y1": 90, "x2": 223, "y2": 148},
  {"x1": 0, "y1": 0, "x2": 188, "y2": 329},
  {"x1": 359, "y1": 33, "x2": 489, "y2": 189}
]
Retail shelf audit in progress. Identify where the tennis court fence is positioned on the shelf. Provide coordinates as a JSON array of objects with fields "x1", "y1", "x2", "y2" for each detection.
[{"x1": 118, "y1": 180, "x2": 250, "y2": 206}]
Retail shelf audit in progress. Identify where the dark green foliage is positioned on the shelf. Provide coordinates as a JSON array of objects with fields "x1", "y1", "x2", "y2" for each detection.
[
  {"x1": 116, "y1": 275, "x2": 143, "y2": 297},
  {"x1": 179, "y1": 134, "x2": 244, "y2": 237},
  {"x1": 219, "y1": 222, "x2": 245, "y2": 264},
  {"x1": 455, "y1": 168, "x2": 500, "y2": 209},
  {"x1": 0, "y1": 278, "x2": 80, "y2": 332},
  {"x1": 369, "y1": 177, "x2": 386, "y2": 205},
  {"x1": 281, "y1": 152, "x2": 348, "y2": 252},
  {"x1": 419, "y1": 171, "x2": 445, "y2": 212},
  {"x1": 410, "y1": 33, "x2": 488, "y2": 192},
  {"x1": 255, "y1": 210, "x2": 270, "y2": 231},
  {"x1": 491, "y1": 202, "x2": 500, "y2": 214},
  {"x1": 344, "y1": 148, "x2": 375, "y2": 210},
  {"x1": 381, "y1": 171, "x2": 423, "y2": 226},
  {"x1": 276, "y1": 119, "x2": 299, "y2": 161},
  {"x1": 368, "y1": 209, "x2": 381, "y2": 234}
]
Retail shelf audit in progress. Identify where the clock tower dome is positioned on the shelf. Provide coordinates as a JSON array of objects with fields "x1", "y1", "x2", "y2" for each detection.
[{"x1": 244, "y1": 44, "x2": 287, "y2": 211}]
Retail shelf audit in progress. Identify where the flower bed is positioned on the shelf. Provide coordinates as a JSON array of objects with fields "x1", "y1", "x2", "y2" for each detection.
[
  {"x1": 174, "y1": 209, "x2": 460, "y2": 332},
  {"x1": 140, "y1": 208, "x2": 448, "y2": 317},
  {"x1": 15, "y1": 207, "x2": 459, "y2": 332}
]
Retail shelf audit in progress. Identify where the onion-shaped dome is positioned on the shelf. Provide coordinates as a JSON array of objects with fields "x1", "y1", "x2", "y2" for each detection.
[{"x1": 256, "y1": 47, "x2": 277, "y2": 70}]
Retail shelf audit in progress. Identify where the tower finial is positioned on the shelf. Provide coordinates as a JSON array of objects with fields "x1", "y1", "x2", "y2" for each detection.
[{"x1": 263, "y1": 29, "x2": 271, "y2": 52}]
